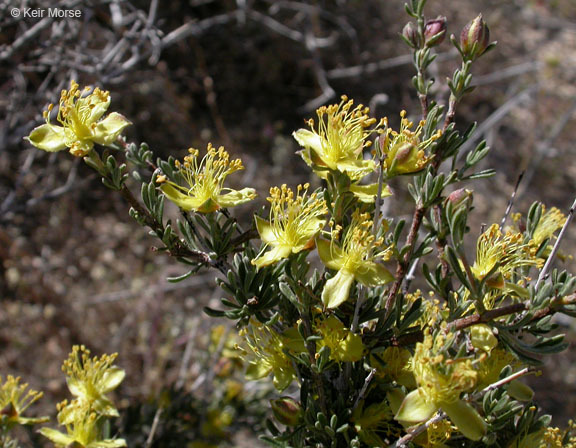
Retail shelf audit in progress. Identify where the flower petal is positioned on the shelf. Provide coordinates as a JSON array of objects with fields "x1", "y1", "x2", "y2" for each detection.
[
  {"x1": 336, "y1": 158, "x2": 376, "y2": 180},
  {"x1": 293, "y1": 129, "x2": 322, "y2": 154},
  {"x1": 316, "y1": 238, "x2": 344, "y2": 270},
  {"x1": 217, "y1": 188, "x2": 256, "y2": 208},
  {"x1": 38, "y1": 428, "x2": 74, "y2": 445},
  {"x1": 197, "y1": 197, "x2": 221, "y2": 213},
  {"x1": 92, "y1": 396, "x2": 120, "y2": 418},
  {"x1": 66, "y1": 376, "x2": 83, "y2": 397},
  {"x1": 26, "y1": 124, "x2": 67, "y2": 152},
  {"x1": 160, "y1": 184, "x2": 203, "y2": 211},
  {"x1": 354, "y1": 262, "x2": 394, "y2": 287},
  {"x1": 322, "y1": 269, "x2": 354, "y2": 309},
  {"x1": 252, "y1": 245, "x2": 292, "y2": 268},
  {"x1": 349, "y1": 182, "x2": 392, "y2": 203},
  {"x1": 246, "y1": 361, "x2": 271, "y2": 380},
  {"x1": 89, "y1": 439, "x2": 128, "y2": 448},
  {"x1": 83, "y1": 93, "x2": 111, "y2": 123},
  {"x1": 507, "y1": 380, "x2": 534, "y2": 402},
  {"x1": 441, "y1": 399, "x2": 486, "y2": 441},
  {"x1": 272, "y1": 367, "x2": 295, "y2": 391},
  {"x1": 92, "y1": 112, "x2": 131, "y2": 146},
  {"x1": 470, "y1": 324, "x2": 498, "y2": 353},
  {"x1": 100, "y1": 366, "x2": 126, "y2": 393},
  {"x1": 255, "y1": 215, "x2": 277, "y2": 244},
  {"x1": 395, "y1": 388, "x2": 436, "y2": 424},
  {"x1": 386, "y1": 388, "x2": 406, "y2": 416},
  {"x1": 337, "y1": 332, "x2": 364, "y2": 362}
]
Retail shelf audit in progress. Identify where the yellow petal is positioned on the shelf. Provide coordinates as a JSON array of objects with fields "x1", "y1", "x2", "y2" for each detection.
[
  {"x1": 217, "y1": 188, "x2": 256, "y2": 208},
  {"x1": 38, "y1": 428, "x2": 74, "y2": 445},
  {"x1": 160, "y1": 184, "x2": 204, "y2": 211},
  {"x1": 101, "y1": 366, "x2": 126, "y2": 393},
  {"x1": 441, "y1": 399, "x2": 486, "y2": 441},
  {"x1": 92, "y1": 112, "x2": 131, "y2": 146},
  {"x1": 508, "y1": 380, "x2": 534, "y2": 402},
  {"x1": 252, "y1": 245, "x2": 292, "y2": 268},
  {"x1": 26, "y1": 123, "x2": 67, "y2": 152},
  {"x1": 84, "y1": 94, "x2": 111, "y2": 123},
  {"x1": 387, "y1": 388, "x2": 406, "y2": 416},
  {"x1": 395, "y1": 388, "x2": 437, "y2": 424},
  {"x1": 322, "y1": 269, "x2": 355, "y2": 309},
  {"x1": 272, "y1": 367, "x2": 295, "y2": 391},
  {"x1": 293, "y1": 129, "x2": 322, "y2": 155},
  {"x1": 470, "y1": 324, "x2": 498, "y2": 353},
  {"x1": 354, "y1": 262, "x2": 394, "y2": 287},
  {"x1": 349, "y1": 182, "x2": 392, "y2": 203},
  {"x1": 316, "y1": 238, "x2": 344, "y2": 270},
  {"x1": 246, "y1": 361, "x2": 271, "y2": 380},
  {"x1": 336, "y1": 158, "x2": 376, "y2": 180},
  {"x1": 337, "y1": 332, "x2": 364, "y2": 362},
  {"x1": 255, "y1": 215, "x2": 276, "y2": 244},
  {"x1": 197, "y1": 197, "x2": 221, "y2": 213}
]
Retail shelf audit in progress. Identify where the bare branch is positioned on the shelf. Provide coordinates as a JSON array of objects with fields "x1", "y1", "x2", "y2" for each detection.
[{"x1": 536, "y1": 196, "x2": 576, "y2": 288}]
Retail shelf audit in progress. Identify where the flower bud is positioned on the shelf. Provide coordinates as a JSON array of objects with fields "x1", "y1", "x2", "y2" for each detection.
[
  {"x1": 424, "y1": 16, "x2": 447, "y2": 47},
  {"x1": 446, "y1": 188, "x2": 473, "y2": 208},
  {"x1": 394, "y1": 142, "x2": 416, "y2": 164},
  {"x1": 460, "y1": 14, "x2": 491, "y2": 61},
  {"x1": 402, "y1": 22, "x2": 421, "y2": 49},
  {"x1": 270, "y1": 397, "x2": 302, "y2": 426}
]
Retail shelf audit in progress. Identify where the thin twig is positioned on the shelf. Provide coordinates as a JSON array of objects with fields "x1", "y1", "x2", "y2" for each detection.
[
  {"x1": 536, "y1": 196, "x2": 576, "y2": 288},
  {"x1": 145, "y1": 407, "x2": 163, "y2": 448},
  {"x1": 500, "y1": 171, "x2": 524, "y2": 230},
  {"x1": 392, "y1": 411, "x2": 446, "y2": 448},
  {"x1": 352, "y1": 368, "x2": 376, "y2": 410},
  {"x1": 472, "y1": 367, "x2": 534, "y2": 400}
]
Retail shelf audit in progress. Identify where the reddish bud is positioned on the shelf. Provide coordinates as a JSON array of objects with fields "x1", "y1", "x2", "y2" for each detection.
[
  {"x1": 402, "y1": 22, "x2": 421, "y2": 49},
  {"x1": 424, "y1": 16, "x2": 447, "y2": 47},
  {"x1": 446, "y1": 188, "x2": 473, "y2": 208},
  {"x1": 460, "y1": 14, "x2": 491, "y2": 61},
  {"x1": 270, "y1": 397, "x2": 302, "y2": 426}
]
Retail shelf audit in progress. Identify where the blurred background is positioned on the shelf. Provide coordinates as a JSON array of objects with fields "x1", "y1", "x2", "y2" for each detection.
[{"x1": 1, "y1": 0, "x2": 576, "y2": 445}]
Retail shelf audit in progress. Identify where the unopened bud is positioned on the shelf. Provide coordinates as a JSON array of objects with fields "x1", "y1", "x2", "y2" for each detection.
[
  {"x1": 394, "y1": 143, "x2": 416, "y2": 164},
  {"x1": 446, "y1": 188, "x2": 473, "y2": 208},
  {"x1": 401, "y1": 22, "x2": 421, "y2": 49},
  {"x1": 424, "y1": 16, "x2": 447, "y2": 47},
  {"x1": 460, "y1": 14, "x2": 491, "y2": 61},
  {"x1": 270, "y1": 397, "x2": 302, "y2": 426}
]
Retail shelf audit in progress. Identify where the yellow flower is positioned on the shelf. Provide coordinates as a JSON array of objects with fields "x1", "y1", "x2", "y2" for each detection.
[
  {"x1": 475, "y1": 348, "x2": 533, "y2": 402},
  {"x1": 240, "y1": 321, "x2": 296, "y2": 391},
  {"x1": 316, "y1": 316, "x2": 364, "y2": 362},
  {"x1": 378, "y1": 110, "x2": 440, "y2": 177},
  {"x1": 317, "y1": 210, "x2": 393, "y2": 309},
  {"x1": 532, "y1": 206, "x2": 566, "y2": 251},
  {"x1": 352, "y1": 400, "x2": 400, "y2": 446},
  {"x1": 60, "y1": 345, "x2": 125, "y2": 422},
  {"x1": 0, "y1": 375, "x2": 48, "y2": 427},
  {"x1": 396, "y1": 331, "x2": 486, "y2": 441},
  {"x1": 158, "y1": 144, "x2": 256, "y2": 213},
  {"x1": 471, "y1": 224, "x2": 538, "y2": 288},
  {"x1": 40, "y1": 400, "x2": 126, "y2": 448},
  {"x1": 510, "y1": 425, "x2": 569, "y2": 448},
  {"x1": 26, "y1": 80, "x2": 131, "y2": 157},
  {"x1": 293, "y1": 96, "x2": 382, "y2": 180},
  {"x1": 371, "y1": 346, "x2": 415, "y2": 388},
  {"x1": 252, "y1": 184, "x2": 327, "y2": 267}
]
